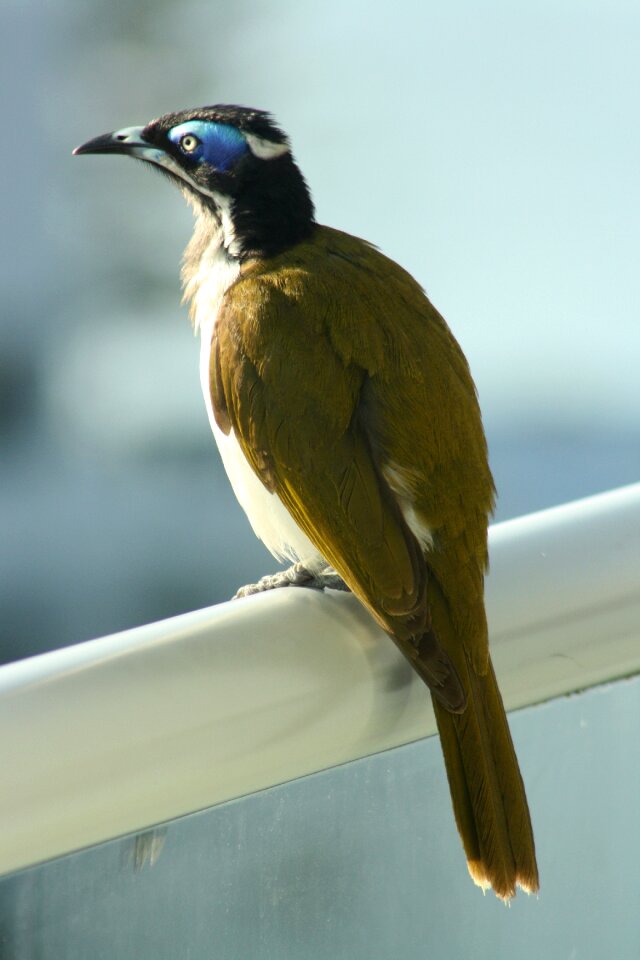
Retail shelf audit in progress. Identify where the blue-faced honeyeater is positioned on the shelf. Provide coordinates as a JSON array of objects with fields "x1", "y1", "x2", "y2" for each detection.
[{"x1": 74, "y1": 105, "x2": 538, "y2": 899}]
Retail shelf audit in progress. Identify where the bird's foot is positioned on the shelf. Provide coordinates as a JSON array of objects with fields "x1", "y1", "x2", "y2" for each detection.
[{"x1": 233, "y1": 561, "x2": 350, "y2": 599}]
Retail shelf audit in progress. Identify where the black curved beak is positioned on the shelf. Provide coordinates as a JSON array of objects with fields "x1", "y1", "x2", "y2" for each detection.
[{"x1": 73, "y1": 126, "x2": 154, "y2": 158}]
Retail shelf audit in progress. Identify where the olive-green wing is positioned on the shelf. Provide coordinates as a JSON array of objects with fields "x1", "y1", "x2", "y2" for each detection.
[
  {"x1": 316, "y1": 226, "x2": 495, "y2": 673},
  {"x1": 211, "y1": 270, "x2": 428, "y2": 640}
]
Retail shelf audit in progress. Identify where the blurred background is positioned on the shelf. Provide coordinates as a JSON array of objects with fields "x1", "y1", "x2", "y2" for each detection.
[{"x1": 1, "y1": 0, "x2": 638, "y2": 662}]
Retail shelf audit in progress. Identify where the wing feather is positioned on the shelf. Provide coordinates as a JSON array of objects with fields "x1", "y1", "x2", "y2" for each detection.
[
  {"x1": 211, "y1": 225, "x2": 494, "y2": 664},
  {"x1": 212, "y1": 281, "x2": 427, "y2": 637}
]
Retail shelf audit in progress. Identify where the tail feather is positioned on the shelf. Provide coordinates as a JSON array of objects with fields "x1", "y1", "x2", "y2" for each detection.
[
  {"x1": 433, "y1": 659, "x2": 539, "y2": 899},
  {"x1": 413, "y1": 570, "x2": 540, "y2": 900}
]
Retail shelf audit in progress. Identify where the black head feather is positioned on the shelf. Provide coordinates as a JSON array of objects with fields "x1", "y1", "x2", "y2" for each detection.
[
  {"x1": 145, "y1": 104, "x2": 290, "y2": 147},
  {"x1": 142, "y1": 104, "x2": 315, "y2": 259}
]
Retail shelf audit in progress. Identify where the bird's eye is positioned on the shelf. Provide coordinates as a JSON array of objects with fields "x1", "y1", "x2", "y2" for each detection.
[{"x1": 180, "y1": 134, "x2": 200, "y2": 153}]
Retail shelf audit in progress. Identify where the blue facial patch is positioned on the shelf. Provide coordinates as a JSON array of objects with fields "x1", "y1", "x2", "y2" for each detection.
[{"x1": 167, "y1": 121, "x2": 248, "y2": 171}]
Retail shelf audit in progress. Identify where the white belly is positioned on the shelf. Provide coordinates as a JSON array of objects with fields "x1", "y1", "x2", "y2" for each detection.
[
  {"x1": 194, "y1": 258, "x2": 320, "y2": 564},
  {"x1": 207, "y1": 414, "x2": 319, "y2": 563}
]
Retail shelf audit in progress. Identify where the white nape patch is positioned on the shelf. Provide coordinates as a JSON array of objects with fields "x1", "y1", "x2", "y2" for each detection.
[
  {"x1": 382, "y1": 461, "x2": 434, "y2": 551},
  {"x1": 189, "y1": 228, "x2": 319, "y2": 564},
  {"x1": 244, "y1": 133, "x2": 290, "y2": 160}
]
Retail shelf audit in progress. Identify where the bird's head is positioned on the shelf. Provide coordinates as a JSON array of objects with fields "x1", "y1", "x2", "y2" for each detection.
[{"x1": 74, "y1": 105, "x2": 315, "y2": 259}]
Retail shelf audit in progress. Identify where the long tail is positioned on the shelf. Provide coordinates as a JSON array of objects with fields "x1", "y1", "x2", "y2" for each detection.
[
  {"x1": 408, "y1": 574, "x2": 540, "y2": 900},
  {"x1": 433, "y1": 657, "x2": 539, "y2": 899}
]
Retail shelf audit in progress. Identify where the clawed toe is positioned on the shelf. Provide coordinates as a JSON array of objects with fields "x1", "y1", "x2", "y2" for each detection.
[
  {"x1": 232, "y1": 562, "x2": 350, "y2": 599},
  {"x1": 233, "y1": 573, "x2": 285, "y2": 599}
]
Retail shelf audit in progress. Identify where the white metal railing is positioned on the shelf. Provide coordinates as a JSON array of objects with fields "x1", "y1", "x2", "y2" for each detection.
[{"x1": 1, "y1": 483, "x2": 639, "y2": 877}]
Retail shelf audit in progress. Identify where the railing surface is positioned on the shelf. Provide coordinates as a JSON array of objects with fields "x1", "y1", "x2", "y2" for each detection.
[{"x1": 1, "y1": 483, "x2": 639, "y2": 877}]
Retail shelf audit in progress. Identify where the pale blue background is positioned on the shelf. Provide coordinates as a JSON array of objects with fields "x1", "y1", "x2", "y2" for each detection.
[{"x1": 1, "y1": 0, "x2": 639, "y2": 657}]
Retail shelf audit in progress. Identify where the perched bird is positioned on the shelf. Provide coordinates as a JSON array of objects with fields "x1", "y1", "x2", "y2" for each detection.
[{"x1": 74, "y1": 105, "x2": 538, "y2": 899}]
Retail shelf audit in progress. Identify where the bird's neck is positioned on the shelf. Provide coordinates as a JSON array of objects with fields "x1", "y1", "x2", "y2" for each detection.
[
  {"x1": 228, "y1": 169, "x2": 315, "y2": 259},
  {"x1": 183, "y1": 155, "x2": 315, "y2": 262},
  {"x1": 181, "y1": 164, "x2": 316, "y2": 328},
  {"x1": 181, "y1": 208, "x2": 241, "y2": 331}
]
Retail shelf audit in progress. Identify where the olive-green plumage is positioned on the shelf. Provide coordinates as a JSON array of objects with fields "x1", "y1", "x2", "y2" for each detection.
[{"x1": 212, "y1": 225, "x2": 538, "y2": 899}]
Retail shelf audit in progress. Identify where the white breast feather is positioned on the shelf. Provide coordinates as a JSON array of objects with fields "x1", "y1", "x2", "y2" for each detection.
[{"x1": 191, "y1": 239, "x2": 319, "y2": 564}]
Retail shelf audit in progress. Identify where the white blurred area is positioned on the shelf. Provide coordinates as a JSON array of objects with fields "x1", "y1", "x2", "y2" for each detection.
[
  {"x1": 46, "y1": 310, "x2": 204, "y2": 457},
  {"x1": 1, "y1": 0, "x2": 638, "y2": 659}
]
